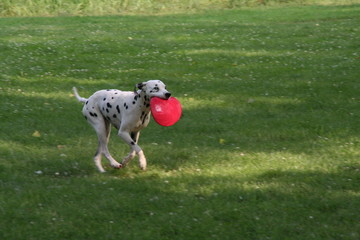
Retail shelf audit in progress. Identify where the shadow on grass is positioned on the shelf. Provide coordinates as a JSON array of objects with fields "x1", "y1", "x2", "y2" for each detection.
[{"x1": 3, "y1": 163, "x2": 358, "y2": 239}]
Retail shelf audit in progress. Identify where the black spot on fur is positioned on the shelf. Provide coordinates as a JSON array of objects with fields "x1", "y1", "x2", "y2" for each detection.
[
  {"x1": 103, "y1": 98, "x2": 106, "y2": 101},
  {"x1": 116, "y1": 105, "x2": 120, "y2": 114},
  {"x1": 132, "y1": 101, "x2": 136, "y2": 104},
  {"x1": 106, "y1": 116, "x2": 111, "y2": 121},
  {"x1": 113, "y1": 114, "x2": 117, "y2": 118},
  {"x1": 107, "y1": 102, "x2": 112, "y2": 108},
  {"x1": 106, "y1": 108, "x2": 109, "y2": 113},
  {"x1": 89, "y1": 112, "x2": 97, "y2": 117},
  {"x1": 84, "y1": 116, "x2": 88, "y2": 120},
  {"x1": 112, "y1": 97, "x2": 114, "y2": 99},
  {"x1": 86, "y1": 101, "x2": 88, "y2": 105},
  {"x1": 131, "y1": 141, "x2": 135, "y2": 145}
]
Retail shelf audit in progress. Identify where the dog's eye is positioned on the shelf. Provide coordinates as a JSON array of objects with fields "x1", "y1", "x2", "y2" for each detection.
[{"x1": 150, "y1": 86, "x2": 160, "y2": 93}]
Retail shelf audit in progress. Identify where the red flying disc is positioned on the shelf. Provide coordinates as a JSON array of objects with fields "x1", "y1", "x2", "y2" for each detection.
[{"x1": 150, "y1": 97, "x2": 182, "y2": 126}]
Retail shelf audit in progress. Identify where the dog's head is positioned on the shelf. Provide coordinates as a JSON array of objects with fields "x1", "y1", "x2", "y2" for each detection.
[{"x1": 136, "y1": 80, "x2": 171, "y2": 100}]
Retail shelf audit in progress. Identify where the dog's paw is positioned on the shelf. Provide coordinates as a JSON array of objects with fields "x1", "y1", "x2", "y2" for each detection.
[
  {"x1": 139, "y1": 159, "x2": 147, "y2": 171},
  {"x1": 110, "y1": 163, "x2": 122, "y2": 169},
  {"x1": 114, "y1": 164, "x2": 123, "y2": 169}
]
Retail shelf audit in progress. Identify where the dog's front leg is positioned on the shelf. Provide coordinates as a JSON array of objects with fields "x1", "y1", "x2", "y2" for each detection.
[
  {"x1": 121, "y1": 132, "x2": 140, "y2": 167},
  {"x1": 118, "y1": 130, "x2": 146, "y2": 170}
]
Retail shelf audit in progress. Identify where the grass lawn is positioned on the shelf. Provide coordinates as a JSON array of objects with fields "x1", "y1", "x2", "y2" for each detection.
[{"x1": 1, "y1": 4, "x2": 360, "y2": 240}]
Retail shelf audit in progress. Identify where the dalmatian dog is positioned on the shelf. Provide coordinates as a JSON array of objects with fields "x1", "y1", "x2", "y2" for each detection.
[{"x1": 73, "y1": 80, "x2": 171, "y2": 173}]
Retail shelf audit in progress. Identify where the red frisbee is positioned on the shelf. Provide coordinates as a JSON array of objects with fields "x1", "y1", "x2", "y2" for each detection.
[{"x1": 150, "y1": 97, "x2": 182, "y2": 126}]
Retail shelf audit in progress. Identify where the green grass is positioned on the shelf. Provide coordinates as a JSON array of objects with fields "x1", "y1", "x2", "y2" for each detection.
[
  {"x1": 1, "y1": 4, "x2": 360, "y2": 240},
  {"x1": 1, "y1": 0, "x2": 360, "y2": 16}
]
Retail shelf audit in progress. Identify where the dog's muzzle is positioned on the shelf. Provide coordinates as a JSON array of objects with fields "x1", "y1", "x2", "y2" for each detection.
[{"x1": 165, "y1": 92, "x2": 171, "y2": 99}]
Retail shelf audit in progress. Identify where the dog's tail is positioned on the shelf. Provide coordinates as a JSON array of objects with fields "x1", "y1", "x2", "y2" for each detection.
[{"x1": 72, "y1": 87, "x2": 88, "y2": 103}]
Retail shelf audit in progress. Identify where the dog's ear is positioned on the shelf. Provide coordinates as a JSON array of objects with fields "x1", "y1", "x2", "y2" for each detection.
[
  {"x1": 136, "y1": 82, "x2": 145, "y2": 90},
  {"x1": 134, "y1": 82, "x2": 145, "y2": 94}
]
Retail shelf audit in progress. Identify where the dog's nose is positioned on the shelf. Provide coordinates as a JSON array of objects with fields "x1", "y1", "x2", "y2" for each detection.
[{"x1": 165, "y1": 92, "x2": 171, "y2": 99}]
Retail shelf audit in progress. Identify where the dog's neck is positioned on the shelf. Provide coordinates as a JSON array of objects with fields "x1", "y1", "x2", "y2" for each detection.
[{"x1": 137, "y1": 90, "x2": 151, "y2": 112}]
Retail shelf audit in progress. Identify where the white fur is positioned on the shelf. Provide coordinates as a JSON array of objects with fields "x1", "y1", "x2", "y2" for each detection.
[{"x1": 73, "y1": 80, "x2": 171, "y2": 172}]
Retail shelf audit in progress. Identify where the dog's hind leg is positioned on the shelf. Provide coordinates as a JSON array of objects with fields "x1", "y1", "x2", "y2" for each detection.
[
  {"x1": 94, "y1": 148, "x2": 105, "y2": 173},
  {"x1": 102, "y1": 120, "x2": 122, "y2": 170},
  {"x1": 92, "y1": 121, "x2": 106, "y2": 173},
  {"x1": 91, "y1": 118, "x2": 122, "y2": 172}
]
